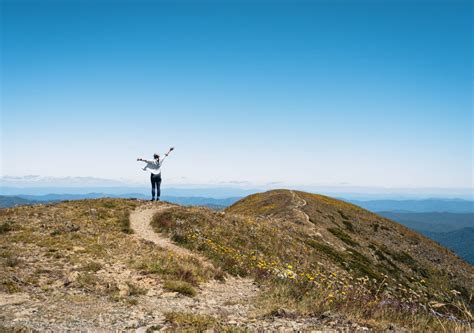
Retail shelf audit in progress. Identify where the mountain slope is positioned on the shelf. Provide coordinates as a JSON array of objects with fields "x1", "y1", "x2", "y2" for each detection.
[
  {"x1": 0, "y1": 197, "x2": 363, "y2": 331},
  {"x1": 225, "y1": 190, "x2": 472, "y2": 294},
  {"x1": 1, "y1": 190, "x2": 472, "y2": 331},
  {"x1": 152, "y1": 190, "x2": 473, "y2": 329}
]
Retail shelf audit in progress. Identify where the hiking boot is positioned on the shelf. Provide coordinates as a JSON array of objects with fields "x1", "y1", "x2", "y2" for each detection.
[{"x1": 150, "y1": 198, "x2": 155, "y2": 201}]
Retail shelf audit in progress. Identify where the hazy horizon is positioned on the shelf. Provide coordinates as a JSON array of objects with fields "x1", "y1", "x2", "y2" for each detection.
[{"x1": 1, "y1": 174, "x2": 473, "y2": 200}]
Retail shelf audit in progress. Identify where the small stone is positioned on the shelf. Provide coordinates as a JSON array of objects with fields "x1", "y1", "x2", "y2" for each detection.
[{"x1": 118, "y1": 282, "x2": 130, "y2": 296}]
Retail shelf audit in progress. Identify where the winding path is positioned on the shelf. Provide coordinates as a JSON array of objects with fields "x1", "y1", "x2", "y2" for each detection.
[
  {"x1": 129, "y1": 202, "x2": 260, "y2": 328},
  {"x1": 290, "y1": 190, "x2": 311, "y2": 224},
  {"x1": 130, "y1": 203, "x2": 218, "y2": 268},
  {"x1": 130, "y1": 203, "x2": 199, "y2": 257}
]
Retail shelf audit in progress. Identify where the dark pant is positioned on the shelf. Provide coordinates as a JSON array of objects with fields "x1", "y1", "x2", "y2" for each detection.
[{"x1": 150, "y1": 173, "x2": 162, "y2": 198}]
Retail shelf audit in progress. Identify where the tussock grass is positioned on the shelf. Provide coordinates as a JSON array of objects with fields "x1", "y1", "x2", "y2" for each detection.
[
  {"x1": 135, "y1": 251, "x2": 220, "y2": 285},
  {"x1": 0, "y1": 222, "x2": 13, "y2": 234},
  {"x1": 119, "y1": 210, "x2": 133, "y2": 234},
  {"x1": 126, "y1": 281, "x2": 147, "y2": 296},
  {"x1": 342, "y1": 220, "x2": 354, "y2": 232},
  {"x1": 1, "y1": 250, "x2": 21, "y2": 268},
  {"x1": 164, "y1": 312, "x2": 243, "y2": 331},
  {"x1": 163, "y1": 280, "x2": 196, "y2": 297},
  {"x1": 0, "y1": 278, "x2": 22, "y2": 293},
  {"x1": 164, "y1": 312, "x2": 216, "y2": 330},
  {"x1": 80, "y1": 261, "x2": 103, "y2": 272},
  {"x1": 76, "y1": 272, "x2": 98, "y2": 290}
]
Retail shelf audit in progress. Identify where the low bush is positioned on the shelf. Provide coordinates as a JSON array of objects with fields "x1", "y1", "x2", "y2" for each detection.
[{"x1": 163, "y1": 280, "x2": 196, "y2": 297}]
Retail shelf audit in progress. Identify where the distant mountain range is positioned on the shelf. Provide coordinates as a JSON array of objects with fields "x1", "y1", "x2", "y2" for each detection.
[
  {"x1": 0, "y1": 188, "x2": 474, "y2": 213},
  {"x1": 379, "y1": 211, "x2": 474, "y2": 264},
  {"x1": 0, "y1": 186, "x2": 259, "y2": 198},
  {"x1": 0, "y1": 196, "x2": 41, "y2": 208},
  {"x1": 0, "y1": 194, "x2": 240, "y2": 209},
  {"x1": 378, "y1": 212, "x2": 474, "y2": 232},
  {"x1": 349, "y1": 198, "x2": 473, "y2": 213},
  {"x1": 423, "y1": 228, "x2": 474, "y2": 265},
  {"x1": 2, "y1": 176, "x2": 473, "y2": 200}
]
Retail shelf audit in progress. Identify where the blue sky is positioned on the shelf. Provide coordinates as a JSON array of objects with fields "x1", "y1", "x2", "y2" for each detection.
[{"x1": 1, "y1": 0, "x2": 472, "y2": 189}]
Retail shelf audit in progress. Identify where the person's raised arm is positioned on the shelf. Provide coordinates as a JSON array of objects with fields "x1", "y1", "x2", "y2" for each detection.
[
  {"x1": 160, "y1": 147, "x2": 174, "y2": 165},
  {"x1": 159, "y1": 154, "x2": 168, "y2": 165}
]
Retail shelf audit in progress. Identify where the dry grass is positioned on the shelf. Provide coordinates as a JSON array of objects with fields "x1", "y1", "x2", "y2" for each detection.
[
  {"x1": 0, "y1": 198, "x2": 216, "y2": 302},
  {"x1": 151, "y1": 190, "x2": 473, "y2": 331},
  {"x1": 134, "y1": 251, "x2": 221, "y2": 285},
  {"x1": 1, "y1": 193, "x2": 472, "y2": 331},
  {"x1": 80, "y1": 261, "x2": 103, "y2": 272},
  {"x1": 164, "y1": 312, "x2": 217, "y2": 330},
  {"x1": 164, "y1": 312, "x2": 243, "y2": 331},
  {"x1": 119, "y1": 210, "x2": 133, "y2": 234}
]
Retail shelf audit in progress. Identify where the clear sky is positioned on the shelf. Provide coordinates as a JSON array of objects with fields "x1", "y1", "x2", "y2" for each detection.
[{"x1": 1, "y1": 0, "x2": 472, "y2": 189}]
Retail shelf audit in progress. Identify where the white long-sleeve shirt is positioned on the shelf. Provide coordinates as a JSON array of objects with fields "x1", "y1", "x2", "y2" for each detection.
[{"x1": 142, "y1": 155, "x2": 167, "y2": 175}]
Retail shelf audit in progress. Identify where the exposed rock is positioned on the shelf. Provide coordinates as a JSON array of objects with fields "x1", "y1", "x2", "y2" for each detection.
[{"x1": 117, "y1": 282, "x2": 130, "y2": 296}]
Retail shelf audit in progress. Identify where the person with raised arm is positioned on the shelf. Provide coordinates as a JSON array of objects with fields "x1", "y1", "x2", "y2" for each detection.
[{"x1": 137, "y1": 147, "x2": 174, "y2": 201}]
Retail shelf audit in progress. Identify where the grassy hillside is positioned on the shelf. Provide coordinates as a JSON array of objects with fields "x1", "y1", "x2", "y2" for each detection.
[
  {"x1": 152, "y1": 190, "x2": 473, "y2": 330},
  {"x1": 0, "y1": 199, "x2": 221, "y2": 331},
  {"x1": 0, "y1": 198, "x2": 221, "y2": 293},
  {"x1": 1, "y1": 190, "x2": 472, "y2": 331}
]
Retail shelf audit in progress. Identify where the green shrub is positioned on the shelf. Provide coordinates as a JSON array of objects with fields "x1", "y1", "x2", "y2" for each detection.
[
  {"x1": 392, "y1": 251, "x2": 416, "y2": 266},
  {"x1": 0, "y1": 222, "x2": 12, "y2": 234},
  {"x1": 0, "y1": 278, "x2": 21, "y2": 293},
  {"x1": 346, "y1": 250, "x2": 379, "y2": 280},
  {"x1": 81, "y1": 261, "x2": 103, "y2": 272},
  {"x1": 5, "y1": 256, "x2": 21, "y2": 268},
  {"x1": 102, "y1": 201, "x2": 117, "y2": 209},
  {"x1": 338, "y1": 209, "x2": 351, "y2": 220},
  {"x1": 327, "y1": 227, "x2": 358, "y2": 247},
  {"x1": 306, "y1": 240, "x2": 345, "y2": 265},
  {"x1": 342, "y1": 220, "x2": 354, "y2": 232},
  {"x1": 76, "y1": 272, "x2": 98, "y2": 289},
  {"x1": 127, "y1": 281, "x2": 147, "y2": 296},
  {"x1": 163, "y1": 280, "x2": 196, "y2": 297},
  {"x1": 165, "y1": 312, "x2": 216, "y2": 330},
  {"x1": 119, "y1": 211, "x2": 133, "y2": 234}
]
